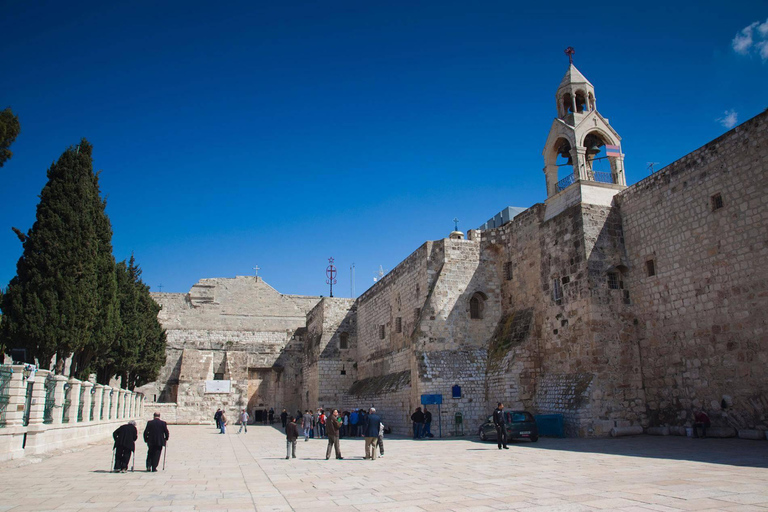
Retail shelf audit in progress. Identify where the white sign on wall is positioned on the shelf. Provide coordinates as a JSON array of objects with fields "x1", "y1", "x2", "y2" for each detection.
[{"x1": 205, "y1": 380, "x2": 232, "y2": 394}]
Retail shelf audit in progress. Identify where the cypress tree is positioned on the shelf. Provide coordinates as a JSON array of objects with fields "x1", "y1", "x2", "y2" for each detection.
[
  {"x1": 95, "y1": 255, "x2": 166, "y2": 389},
  {"x1": 0, "y1": 140, "x2": 119, "y2": 377}
]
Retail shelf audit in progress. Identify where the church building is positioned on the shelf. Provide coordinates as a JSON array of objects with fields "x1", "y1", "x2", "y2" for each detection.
[{"x1": 140, "y1": 60, "x2": 768, "y2": 437}]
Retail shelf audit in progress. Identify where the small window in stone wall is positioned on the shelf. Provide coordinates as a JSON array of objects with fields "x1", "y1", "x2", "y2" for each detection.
[
  {"x1": 607, "y1": 272, "x2": 619, "y2": 289},
  {"x1": 414, "y1": 307, "x2": 421, "y2": 320},
  {"x1": 504, "y1": 261, "x2": 513, "y2": 281},
  {"x1": 213, "y1": 373, "x2": 224, "y2": 381},
  {"x1": 470, "y1": 293, "x2": 486, "y2": 319},
  {"x1": 646, "y1": 259, "x2": 656, "y2": 277},
  {"x1": 552, "y1": 278, "x2": 563, "y2": 304},
  {"x1": 379, "y1": 325, "x2": 385, "y2": 339},
  {"x1": 711, "y1": 193, "x2": 724, "y2": 211},
  {"x1": 415, "y1": 284, "x2": 420, "y2": 299},
  {"x1": 339, "y1": 332, "x2": 349, "y2": 349},
  {"x1": 396, "y1": 317, "x2": 402, "y2": 333}
]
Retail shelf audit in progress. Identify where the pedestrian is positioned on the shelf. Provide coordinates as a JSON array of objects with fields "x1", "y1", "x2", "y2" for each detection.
[
  {"x1": 325, "y1": 409, "x2": 343, "y2": 460},
  {"x1": 358, "y1": 409, "x2": 367, "y2": 437},
  {"x1": 493, "y1": 402, "x2": 508, "y2": 450},
  {"x1": 220, "y1": 411, "x2": 228, "y2": 434},
  {"x1": 143, "y1": 412, "x2": 169, "y2": 472},
  {"x1": 319, "y1": 409, "x2": 326, "y2": 439},
  {"x1": 341, "y1": 411, "x2": 349, "y2": 437},
  {"x1": 302, "y1": 410, "x2": 313, "y2": 441},
  {"x1": 285, "y1": 415, "x2": 299, "y2": 459},
  {"x1": 423, "y1": 406, "x2": 432, "y2": 438},
  {"x1": 112, "y1": 420, "x2": 138, "y2": 473},
  {"x1": 349, "y1": 409, "x2": 358, "y2": 437},
  {"x1": 269, "y1": 407, "x2": 275, "y2": 424},
  {"x1": 693, "y1": 409, "x2": 711, "y2": 438},
  {"x1": 238, "y1": 409, "x2": 249, "y2": 434},
  {"x1": 214, "y1": 408, "x2": 222, "y2": 430},
  {"x1": 280, "y1": 408, "x2": 288, "y2": 429},
  {"x1": 377, "y1": 417, "x2": 385, "y2": 457},
  {"x1": 411, "y1": 407, "x2": 425, "y2": 439},
  {"x1": 363, "y1": 407, "x2": 382, "y2": 460}
]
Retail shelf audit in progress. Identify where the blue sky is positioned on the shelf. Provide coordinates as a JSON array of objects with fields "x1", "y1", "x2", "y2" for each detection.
[{"x1": 2, "y1": 1, "x2": 767, "y2": 297}]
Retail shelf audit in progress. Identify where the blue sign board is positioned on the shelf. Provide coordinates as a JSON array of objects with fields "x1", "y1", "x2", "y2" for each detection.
[{"x1": 421, "y1": 394, "x2": 443, "y2": 405}]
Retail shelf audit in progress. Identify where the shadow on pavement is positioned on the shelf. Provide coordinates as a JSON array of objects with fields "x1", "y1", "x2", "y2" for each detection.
[{"x1": 466, "y1": 434, "x2": 768, "y2": 469}]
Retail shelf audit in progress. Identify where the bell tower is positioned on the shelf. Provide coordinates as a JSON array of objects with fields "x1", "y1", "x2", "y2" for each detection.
[{"x1": 542, "y1": 48, "x2": 627, "y2": 198}]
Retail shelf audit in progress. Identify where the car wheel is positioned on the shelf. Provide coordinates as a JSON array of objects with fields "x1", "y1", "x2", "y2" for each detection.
[
  {"x1": 479, "y1": 429, "x2": 486, "y2": 441},
  {"x1": 530, "y1": 434, "x2": 539, "y2": 442}
]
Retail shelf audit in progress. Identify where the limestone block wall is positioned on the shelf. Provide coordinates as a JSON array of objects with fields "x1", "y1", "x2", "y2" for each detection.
[
  {"x1": 301, "y1": 297, "x2": 357, "y2": 409},
  {"x1": 144, "y1": 276, "x2": 319, "y2": 423},
  {"x1": 617, "y1": 110, "x2": 768, "y2": 431},
  {"x1": 343, "y1": 371, "x2": 412, "y2": 434}
]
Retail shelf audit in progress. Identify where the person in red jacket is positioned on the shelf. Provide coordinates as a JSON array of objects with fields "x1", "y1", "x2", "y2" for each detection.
[{"x1": 693, "y1": 409, "x2": 711, "y2": 438}]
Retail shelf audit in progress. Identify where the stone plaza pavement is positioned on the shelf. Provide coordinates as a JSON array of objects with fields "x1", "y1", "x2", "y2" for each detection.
[{"x1": 1, "y1": 425, "x2": 768, "y2": 512}]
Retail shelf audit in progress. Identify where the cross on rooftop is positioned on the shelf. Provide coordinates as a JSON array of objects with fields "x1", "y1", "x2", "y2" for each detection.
[
  {"x1": 453, "y1": 218, "x2": 459, "y2": 231},
  {"x1": 253, "y1": 266, "x2": 260, "y2": 276},
  {"x1": 565, "y1": 47, "x2": 575, "y2": 65}
]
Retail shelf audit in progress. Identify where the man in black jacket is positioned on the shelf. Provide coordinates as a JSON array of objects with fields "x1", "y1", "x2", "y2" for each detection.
[
  {"x1": 113, "y1": 420, "x2": 138, "y2": 473},
  {"x1": 493, "y1": 403, "x2": 508, "y2": 450},
  {"x1": 143, "y1": 412, "x2": 170, "y2": 472},
  {"x1": 411, "y1": 407, "x2": 425, "y2": 439}
]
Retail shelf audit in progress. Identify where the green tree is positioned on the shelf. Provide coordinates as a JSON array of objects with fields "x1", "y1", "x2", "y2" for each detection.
[
  {"x1": 95, "y1": 255, "x2": 166, "y2": 389},
  {"x1": 0, "y1": 140, "x2": 119, "y2": 377},
  {"x1": 0, "y1": 107, "x2": 21, "y2": 167}
]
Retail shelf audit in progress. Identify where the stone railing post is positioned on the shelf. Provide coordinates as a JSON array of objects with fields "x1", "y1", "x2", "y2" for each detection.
[
  {"x1": 102, "y1": 387, "x2": 110, "y2": 420},
  {"x1": 27, "y1": 370, "x2": 49, "y2": 427},
  {"x1": 52, "y1": 375, "x2": 68, "y2": 425},
  {"x1": 128, "y1": 392, "x2": 135, "y2": 418},
  {"x1": 66, "y1": 379, "x2": 81, "y2": 424},
  {"x1": 115, "y1": 388, "x2": 125, "y2": 419},
  {"x1": 80, "y1": 381, "x2": 93, "y2": 423},
  {"x1": 121, "y1": 389, "x2": 128, "y2": 419},
  {"x1": 3, "y1": 365, "x2": 27, "y2": 428},
  {"x1": 1, "y1": 365, "x2": 27, "y2": 461},
  {"x1": 110, "y1": 388, "x2": 119, "y2": 420},
  {"x1": 93, "y1": 384, "x2": 104, "y2": 422},
  {"x1": 23, "y1": 369, "x2": 50, "y2": 455},
  {"x1": 114, "y1": 389, "x2": 121, "y2": 420}
]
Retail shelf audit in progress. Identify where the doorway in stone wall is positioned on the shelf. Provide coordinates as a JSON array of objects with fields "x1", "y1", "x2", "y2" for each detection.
[{"x1": 247, "y1": 368, "x2": 276, "y2": 423}]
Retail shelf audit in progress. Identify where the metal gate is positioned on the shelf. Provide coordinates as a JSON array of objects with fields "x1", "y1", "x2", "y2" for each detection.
[
  {"x1": 61, "y1": 383, "x2": 71, "y2": 423},
  {"x1": 22, "y1": 381, "x2": 33, "y2": 427},
  {"x1": 0, "y1": 367, "x2": 12, "y2": 427},
  {"x1": 42, "y1": 373, "x2": 56, "y2": 424}
]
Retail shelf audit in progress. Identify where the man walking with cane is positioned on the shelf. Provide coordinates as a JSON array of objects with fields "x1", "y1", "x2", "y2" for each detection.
[
  {"x1": 144, "y1": 412, "x2": 170, "y2": 472},
  {"x1": 112, "y1": 420, "x2": 138, "y2": 473}
]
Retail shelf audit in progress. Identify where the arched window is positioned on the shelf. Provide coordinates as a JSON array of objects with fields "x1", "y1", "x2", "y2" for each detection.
[
  {"x1": 469, "y1": 292, "x2": 486, "y2": 319},
  {"x1": 339, "y1": 332, "x2": 349, "y2": 350}
]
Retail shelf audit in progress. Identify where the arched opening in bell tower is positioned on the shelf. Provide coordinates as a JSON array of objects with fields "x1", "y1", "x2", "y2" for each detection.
[{"x1": 582, "y1": 131, "x2": 616, "y2": 183}]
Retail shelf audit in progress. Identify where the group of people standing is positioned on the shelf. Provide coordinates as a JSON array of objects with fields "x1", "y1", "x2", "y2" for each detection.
[
  {"x1": 284, "y1": 407, "x2": 385, "y2": 460},
  {"x1": 111, "y1": 412, "x2": 170, "y2": 473},
  {"x1": 214, "y1": 407, "x2": 276, "y2": 434},
  {"x1": 410, "y1": 406, "x2": 433, "y2": 439},
  {"x1": 284, "y1": 407, "x2": 382, "y2": 440}
]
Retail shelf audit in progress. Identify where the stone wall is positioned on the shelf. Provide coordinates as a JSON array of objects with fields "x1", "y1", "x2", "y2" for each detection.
[
  {"x1": 617, "y1": 110, "x2": 768, "y2": 431},
  {"x1": 140, "y1": 276, "x2": 320, "y2": 423},
  {"x1": 302, "y1": 297, "x2": 357, "y2": 410}
]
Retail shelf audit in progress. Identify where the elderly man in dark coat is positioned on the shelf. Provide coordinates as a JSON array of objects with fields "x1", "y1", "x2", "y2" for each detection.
[
  {"x1": 113, "y1": 420, "x2": 138, "y2": 473},
  {"x1": 143, "y1": 412, "x2": 170, "y2": 472},
  {"x1": 325, "y1": 409, "x2": 343, "y2": 460},
  {"x1": 363, "y1": 407, "x2": 382, "y2": 460}
]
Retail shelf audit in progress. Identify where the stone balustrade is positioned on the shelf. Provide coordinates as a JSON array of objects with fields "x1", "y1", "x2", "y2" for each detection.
[{"x1": 0, "y1": 364, "x2": 145, "y2": 462}]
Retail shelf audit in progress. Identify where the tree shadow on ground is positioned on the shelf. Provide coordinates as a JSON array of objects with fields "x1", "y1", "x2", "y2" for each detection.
[{"x1": 466, "y1": 434, "x2": 768, "y2": 469}]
